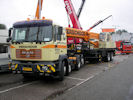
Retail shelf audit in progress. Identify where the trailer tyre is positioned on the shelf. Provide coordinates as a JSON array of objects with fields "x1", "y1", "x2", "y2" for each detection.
[
  {"x1": 105, "y1": 53, "x2": 110, "y2": 62},
  {"x1": 110, "y1": 52, "x2": 113, "y2": 61}
]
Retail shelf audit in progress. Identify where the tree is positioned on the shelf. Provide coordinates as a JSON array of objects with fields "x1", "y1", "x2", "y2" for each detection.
[
  {"x1": 0, "y1": 24, "x2": 6, "y2": 29},
  {"x1": 111, "y1": 29, "x2": 128, "y2": 35},
  {"x1": 110, "y1": 32, "x2": 115, "y2": 35}
]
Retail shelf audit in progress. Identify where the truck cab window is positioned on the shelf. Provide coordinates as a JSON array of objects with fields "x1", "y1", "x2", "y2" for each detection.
[
  {"x1": 12, "y1": 28, "x2": 27, "y2": 42},
  {"x1": 54, "y1": 26, "x2": 62, "y2": 41},
  {"x1": 27, "y1": 27, "x2": 38, "y2": 41},
  {"x1": 38, "y1": 26, "x2": 52, "y2": 42}
]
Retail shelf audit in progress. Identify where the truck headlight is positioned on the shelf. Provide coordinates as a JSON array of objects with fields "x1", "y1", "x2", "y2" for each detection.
[
  {"x1": 42, "y1": 66, "x2": 48, "y2": 71},
  {"x1": 11, "y1": 65, "x2": 15, "y2": 68}
]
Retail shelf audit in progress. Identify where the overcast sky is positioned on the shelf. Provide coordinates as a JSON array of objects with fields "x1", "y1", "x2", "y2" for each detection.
[{"x1": 0, "y1": 0, "x2": 133, "y2": 33}]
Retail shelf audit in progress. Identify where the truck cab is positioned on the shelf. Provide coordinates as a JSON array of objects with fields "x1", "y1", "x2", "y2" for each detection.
[
  {"x1": 8, "y1": 19, "x2": 68, "y2": 80},
  {"x1": 115, "y1": 41, "x2": 132, "y2": 54}
]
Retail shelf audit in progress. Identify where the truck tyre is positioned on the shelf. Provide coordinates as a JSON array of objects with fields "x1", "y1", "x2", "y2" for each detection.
[
  {"x1": 75, "y1": 59, "x2": 81, "y2": 70},
  {"x1": 81, "y1": 56, "x2": 85, "y2": 66},
  {"x1": 110, "y1": 52, "x2": 113, "y2": 61},
  {"x1": 105, "y1": 53, "x2": 110, "y2": 62},
  {"x1": 66, "y1": 64, "x2": 72, "y2": 76},
  {"x1": 58, "y1": 61, "x2": 65, "y2": 81},
  {"x1": 68, "y1": 65, "x2": 72, "y2": 73}
]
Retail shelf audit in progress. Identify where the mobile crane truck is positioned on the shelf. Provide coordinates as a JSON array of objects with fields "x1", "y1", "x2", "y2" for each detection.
[{"x1": 7, "y1": 0, "x2": 116, "y2": 81}]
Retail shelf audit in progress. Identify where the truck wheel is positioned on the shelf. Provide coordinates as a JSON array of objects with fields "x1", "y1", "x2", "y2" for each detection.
[
  {"x1": 66, "y1": 64, "x2": 72, "y2": 76},
  {"x1": 81, "y1": 57, "x2": 85, "y2": 66},
  {"x1": 75, "y1": 60, "x2": 81, "y2": 70},
  {"x1": 110, "y1": 52, "x2": 113, "y2": 61},
  {"x1": 68, "y1": 65, "x2": 72, "y2": 73},
  {"x1": 58, "y1": 61, "x2": 65, "y2": 81},
  {"x1": 105, "y1": 53, "x2": 110, "y2": 62}
]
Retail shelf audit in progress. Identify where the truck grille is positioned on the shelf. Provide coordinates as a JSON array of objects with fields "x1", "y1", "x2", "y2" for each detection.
[{"x1": 16, "y1": 49, "x2": 41, "y2": 59}]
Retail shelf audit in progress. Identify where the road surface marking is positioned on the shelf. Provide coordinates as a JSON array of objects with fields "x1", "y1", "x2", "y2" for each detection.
[
  {"x1": 66, "y1": 76, "x2": 85, "y2": 81},
  {"x1": 68, "y1": 75, "x2": 94, "y2": 91},
  {"x1": 0, "y1": 81, "x2": 37, "y2": 94}
]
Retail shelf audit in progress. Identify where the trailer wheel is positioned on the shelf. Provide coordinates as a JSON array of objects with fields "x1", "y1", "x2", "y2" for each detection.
[
  {"x1": 105, "y1": 53, "x2": 110, "y2": 62},
  {"x1": 110, "y1": 52, "x2": 113, "y2": 61},
  {"x1": 58, "y1": 61, "x2": 65, "y2": 81}
]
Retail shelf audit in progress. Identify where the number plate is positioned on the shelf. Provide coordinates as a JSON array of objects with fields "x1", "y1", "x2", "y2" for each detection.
[{"x1": 23, "y1": 67, "x2": 32, "y2": 71}]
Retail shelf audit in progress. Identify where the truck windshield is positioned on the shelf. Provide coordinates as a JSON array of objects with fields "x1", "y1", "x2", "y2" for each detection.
[
  {"x1": 12, "y1": 25, "x2": 52, "y2": 42},
  {"x1": 123, "y1": 42, "x2": 131, "y2": 46}
]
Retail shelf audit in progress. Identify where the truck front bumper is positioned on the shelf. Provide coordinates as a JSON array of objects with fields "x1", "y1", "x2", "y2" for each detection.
[
  {"x1": 121, "y1": 50, "x2": 132, "y2": 53},
  {"x1": 9, "y1": 62, "x2": 56, "y2": 74}
]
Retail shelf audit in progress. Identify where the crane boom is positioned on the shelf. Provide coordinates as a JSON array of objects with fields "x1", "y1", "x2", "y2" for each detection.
[
  {"x1": 66, "y1": 27, "x2": 99, "y2": 47},
  {"x1": 64, "y1": 0, "x2": 82, "y2": 29},
  {"x1": 87, "y1": 15, "x2": 112, "y2": 31},
  {"x1": 77, "y1": 0, "x2": 85, "y2": 18},
  {"x1": 35, "y1": 0, "x2": 43, "y2": 19}
]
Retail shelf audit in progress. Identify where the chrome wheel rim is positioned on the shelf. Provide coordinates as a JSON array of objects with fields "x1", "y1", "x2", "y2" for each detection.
[
  {"x1": 68, "y1": 65, "x2": 72, "y2": 73},
  {"x1": 81, "y1": 58, "x2": 84, "y2": 65},
  {"x1": 78, "y1": 62, "x2": 81, "y2": 69}
]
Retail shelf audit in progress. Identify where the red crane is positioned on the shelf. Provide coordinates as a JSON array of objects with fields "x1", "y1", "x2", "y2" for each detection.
[
  {"x1": 64, "y1": 0, "x2": 86, "y2": 44},
  {"x1": 64, "y1": 0, "x2": 82, "y2": 29},
  {"x1": 64, "y1": 0, "x2": 112, "y2": 32}
]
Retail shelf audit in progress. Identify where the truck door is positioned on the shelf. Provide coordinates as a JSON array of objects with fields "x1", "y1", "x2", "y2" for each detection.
[{"x1": 54, "y1": 25, "x2": 67, "y2": 55}]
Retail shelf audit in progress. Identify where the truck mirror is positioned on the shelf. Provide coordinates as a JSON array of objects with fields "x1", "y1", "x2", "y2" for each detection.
[
  {"x1": 6, "y1": 37, "x2": 12, "y2": 42},
  {"x1": 9, "y1": 28, "x2": 13, "y2": 37}
]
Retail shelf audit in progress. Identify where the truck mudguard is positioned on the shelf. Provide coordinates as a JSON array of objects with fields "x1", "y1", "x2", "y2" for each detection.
[{"x1": 58, "y1": 55, "x2": 68, "y2": 70}]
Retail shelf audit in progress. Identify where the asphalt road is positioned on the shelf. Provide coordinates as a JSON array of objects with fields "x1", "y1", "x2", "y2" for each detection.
[
  {"x1": 54, "y1": 54, "x2": 133, "y2": 100},
  {"x1": 0, "y1": 54, "x2": 129, "y2": 100}
]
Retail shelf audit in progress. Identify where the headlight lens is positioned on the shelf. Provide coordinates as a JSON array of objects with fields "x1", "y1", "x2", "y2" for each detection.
[
  {"x1": 42, "y1": 66, "x2": 48, "y2": 71},
  {"x1": 11, "y1": 65, "x2": 15, "y2": 68}
]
